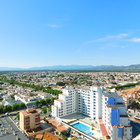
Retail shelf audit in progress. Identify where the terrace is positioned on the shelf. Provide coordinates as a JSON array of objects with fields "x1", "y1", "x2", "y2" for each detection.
[{"x1": 59, "y1": 113, "x2": 102, "y2": 139}]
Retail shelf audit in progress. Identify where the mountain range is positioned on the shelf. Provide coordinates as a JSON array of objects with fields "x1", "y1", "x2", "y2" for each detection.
[{"x1": 1, "y1": 64, "x2": 140, "y2": 71}]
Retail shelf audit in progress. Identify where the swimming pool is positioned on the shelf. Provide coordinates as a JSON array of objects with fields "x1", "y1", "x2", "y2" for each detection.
[{"x1": 72, "y1": 122, "x2": 94, "y2": 136}]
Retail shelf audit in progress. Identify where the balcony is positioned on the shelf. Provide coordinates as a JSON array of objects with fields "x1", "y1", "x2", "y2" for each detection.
[
  {"x1": 35, "y1": 119, "x2": 40, "y2": 122},
  {"x1": 25, "y1": 121, "x2": 30, "y2": 125},
  {"x1": 35, "y1": 117, "x2": 40, "y2": 120},
  {"x1": 25, "y1": 123, "x2": 30, "y2": 126},
  {"x1": 35, "y1": 114, "x2": 40, "y2": 117},
  {"x1": 25, "y1": 126, "x2": 30, "y2": 130},
  {"x1": 25, "y1": 117, "x2": 30, "y2": 120},
  {"x1": 35, "y1": 123, "x2": 40, "y2": 126}
]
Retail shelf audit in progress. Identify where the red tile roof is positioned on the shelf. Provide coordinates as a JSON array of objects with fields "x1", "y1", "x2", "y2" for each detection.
[
  {"x1": 48, "y1": 119, "x2": 67, "y2": 132},
  {"x1": 43, "y1": 132, "x2": 62, "y2": 140},
  {"x1": 35, "y1": 134, "x2": 43, "y2": 139}
]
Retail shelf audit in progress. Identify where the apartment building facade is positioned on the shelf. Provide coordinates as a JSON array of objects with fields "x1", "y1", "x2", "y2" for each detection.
[
  {"x1": 52, "y1": 86, "x2": 103, "y2": 119},
  {"x1": 20, "y1": 108, "x2": 40, "y2": 131},
  {"x1": 102, "y1": 92, "x2": 132, "y2": 140}
]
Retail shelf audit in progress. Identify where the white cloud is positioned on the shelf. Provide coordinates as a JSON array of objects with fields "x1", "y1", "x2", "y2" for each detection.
[
  {"x1": 107, "y1": 33, "x2": 128, "y2": 39},
  {"x1": 129, "y1": 38, "x2": 140, "y2": 42},
  {"x1": 46, "y1": 24, "x2": 60, "y2": 28},
  {"x1": 100, "y1": 44, "x2": 129, "y2": 50},
  {"x1": 85, "y1": 33, "x2": 129, "y2": 44}
]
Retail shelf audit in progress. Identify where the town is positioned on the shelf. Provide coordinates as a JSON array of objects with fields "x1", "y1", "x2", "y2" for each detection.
[
  {"x1": 0, "y1": 71, "x2": 140, "y2": 140},
  {"x1": 1, "y1": 0, "x2": 140, "y2": 139}
]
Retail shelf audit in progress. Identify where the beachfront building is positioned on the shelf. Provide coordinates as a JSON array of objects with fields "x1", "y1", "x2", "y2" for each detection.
[{"x1": 51, "y1": 86, "x2": 132, "y2": 140}]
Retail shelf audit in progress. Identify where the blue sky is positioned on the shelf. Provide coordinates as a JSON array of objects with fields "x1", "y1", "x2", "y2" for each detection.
[{"x1": 0, "y1": 0, "x2": 140, "y2": 68}]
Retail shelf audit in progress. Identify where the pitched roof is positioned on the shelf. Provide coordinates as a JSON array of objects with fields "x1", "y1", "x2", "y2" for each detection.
[
  {"x1": 48, "y1": 119, "x2": 67, "y2": 132},
  {"x1": 35, "y1": 134, "x2": 43, "y2": 139},
  {"x1": 43, "y1": 132, "x2": 62, "y2": 140}
]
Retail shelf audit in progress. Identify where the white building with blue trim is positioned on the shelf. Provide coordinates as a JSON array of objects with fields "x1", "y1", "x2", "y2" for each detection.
[{"x1": 102, "y1": 91, "x2": 132, "y2": 140}]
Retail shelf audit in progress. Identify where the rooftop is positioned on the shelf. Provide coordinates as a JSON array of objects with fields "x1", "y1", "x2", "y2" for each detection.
[
  {"x1": 48, "y1": 119, "x2": 67, "y2": 132},
  {"x1": 35, "y1": 134, "x2": 43, "y2": 139},
  {"x1": 56, "y1": 99, "x2": 64, "y2": 103},
  {"x1": 43, "y1": 132, "x2": 62, "y2": 140},
  {"x1": 20, "y1": 108, "x2": 39, "y2": 116}
]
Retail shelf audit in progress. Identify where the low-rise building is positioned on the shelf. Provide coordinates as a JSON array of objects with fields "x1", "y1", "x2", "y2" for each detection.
[
  {"x1": 20, "y1": 108, "x2": 40, "y2": 131},
  {"x1": 2, "y1": 98, "x2": 22, "y2": 106}
]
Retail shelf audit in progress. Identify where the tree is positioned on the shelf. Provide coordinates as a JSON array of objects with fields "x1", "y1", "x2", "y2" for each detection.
[
  {"x1": 56, "y1": 82, "x2": 66, "y2": 86},
  {"x1": 19, "y1": 103, "x2": 26, "y2": 109},
  {"x1": 35, "y1": 100, "x2": 40, "y2": 107},
  {"x1": 11, "y1": 95, "x2": 15, "y2": 100},
  {"x1": 40, "y1": 99, "x2": 46, "y2": 106},
  {"x1": 42, "y1": 107, "x2": 47, "y2": 114},
  {"x1": 0, "y1": 77, "x2": 62, "y2": 96},
  {"x1": 3, "y1": 105, "x2": 12, "y2": 113},
  {"x1": 46, "y1": 98, "x2": 51, "y2": 105},
  {"x1": 12, "y1": 104, "x2": 20, "y2": 110},
  {"x1": 0, "y1": 107, "x2": 3, "y2": 113},
  {"x1": 48, "y1": 106, "x2": 52, "y2": 112},
  {"x1": 16, "y1": 113, "x2": 19, "y2": 120}
]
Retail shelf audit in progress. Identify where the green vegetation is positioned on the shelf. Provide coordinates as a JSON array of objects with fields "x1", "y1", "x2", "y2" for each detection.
[
  {"x1": 56, "y1": 82, "x2": 66, "y2": 86},
  {"x1": 48, "y1": 106, "x2": 52, "y2": 112},
  {"x1": 130, "y1": 101, "x2": 140, "y2": 111},
  {"x1": 0, "y1": 76, "x2": 62, "y2": 95},
  {"x1": 92, "y1": 127, "x2": 94, "y2": 130},
  {"x1": 42, "y1": 107, "x2": 47, "y2": 113},
  {"x1": 0, "y1": 107, "x2": 3, "y2": 113},
  {"x1": 58, "y1": 74, "x2": 64, "y2": 77},
  {"x1": 61, "y1": 135, "x2": 68, "y2": 140},
  {"x1": 60, "y1": 130, "x2": 70, "y2": 140},
  {"x1": 11, "y1": 95, "x2": 15, "y2": 100},
  {"x1": 109, "y1": 83, "x2": 139, "y2": 90},
  {"x1": 16, "y1": 113, "x2": 20, "y2": 120},
  {"x1": 35, "y1": 97, "x2": 57, "y2": 107},
  {"x1": 0, "y1": 103, "x2": 26, "y2": 114}
]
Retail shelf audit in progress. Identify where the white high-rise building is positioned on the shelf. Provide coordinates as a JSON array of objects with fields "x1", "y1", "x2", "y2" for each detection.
[
  {"x1": 51, "y1": 87, "x2": 78, "y2": 118},
  {"x1": 51, "y1": 86, "x2": 132, "y2": 140},
  {"x1": 78, "y1": 87, "x2": 103, "y2": 119},
  {"x1": 52, "y1": 86, "x2": 103, "y2": 119}
]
